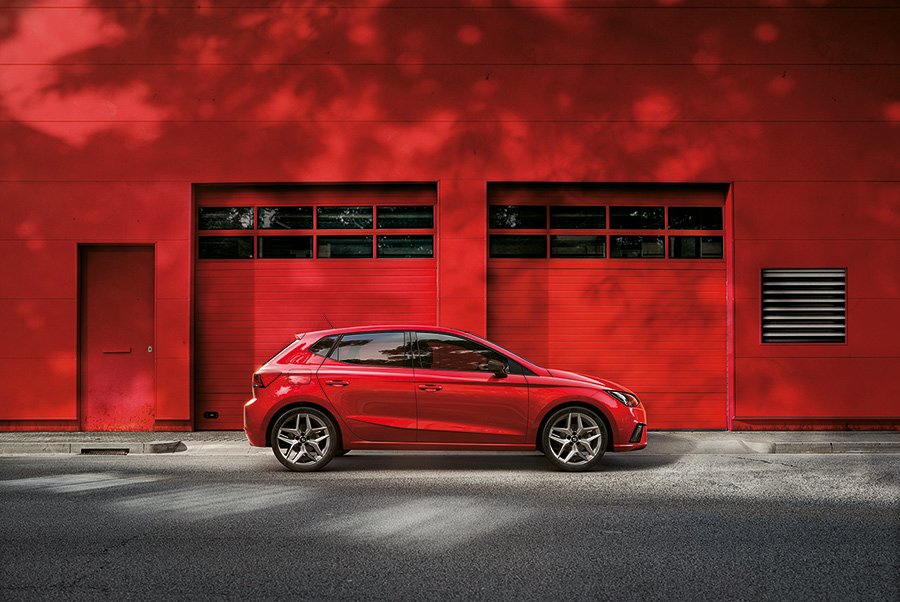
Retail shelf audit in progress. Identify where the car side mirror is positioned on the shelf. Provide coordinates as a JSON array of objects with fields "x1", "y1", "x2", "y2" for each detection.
[{"x1": 484, "y1": 359, "x2": 509, "y2": 378}]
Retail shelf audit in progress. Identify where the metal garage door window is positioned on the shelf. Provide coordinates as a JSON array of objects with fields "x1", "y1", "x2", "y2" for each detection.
[
  {"x1": 486, "y1": 183, "x2": 729, "y2": 430},
  {"x1": 193, "y1": 184, "x2": 437, "y2": 429}
]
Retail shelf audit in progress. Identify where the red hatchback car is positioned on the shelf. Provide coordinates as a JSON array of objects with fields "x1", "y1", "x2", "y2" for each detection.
[{"x1": 244, "y1": 325, "x2": 647, "y2": 472}]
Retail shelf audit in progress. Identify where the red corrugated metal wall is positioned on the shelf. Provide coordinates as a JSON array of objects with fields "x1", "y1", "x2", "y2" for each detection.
[
  {"x1": 194, "y1": 184, "x2": 437, "y2": 429},
  {"x1": 487, "y1": 185, "x2": 728, "y2": 429},
  {"x1": 732, "y1": 182, "x2": 900, "y2": 428},
  {"x1": 1, "y1": 3, "x2": 898, "y2": 431}
]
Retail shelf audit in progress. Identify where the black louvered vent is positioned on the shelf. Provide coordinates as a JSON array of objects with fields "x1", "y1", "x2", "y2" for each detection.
[{"x1": 762, "y1": 269, "x2": 846, "y2": 343}]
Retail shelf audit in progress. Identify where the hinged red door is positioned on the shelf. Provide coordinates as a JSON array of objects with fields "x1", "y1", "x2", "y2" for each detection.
[{"x1": 79, "y1": 246, "x2": 155, "y2": 431}]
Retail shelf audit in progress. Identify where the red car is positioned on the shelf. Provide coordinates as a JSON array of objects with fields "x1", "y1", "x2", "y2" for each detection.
[{"x1": 244, "y1": 325, "x2": 647, "y2": 472}]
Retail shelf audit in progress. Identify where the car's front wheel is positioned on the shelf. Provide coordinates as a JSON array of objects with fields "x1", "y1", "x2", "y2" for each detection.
[
  {"x1": 271, "y1": 407, "x2": 338, "y2": 472},
  {"x1": 541, "y1": 407, "x2": 608, "y2": 472}
]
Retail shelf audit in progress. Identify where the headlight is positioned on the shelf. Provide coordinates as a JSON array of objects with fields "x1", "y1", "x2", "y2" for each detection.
[{"x1": 604, "y1": 389, "x2": 641, "y2": 407}]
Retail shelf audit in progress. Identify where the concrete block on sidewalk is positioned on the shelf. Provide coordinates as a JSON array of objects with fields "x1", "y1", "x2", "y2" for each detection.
[{"x1": 143, "y1": 441, "x2": 187, "y2": 453}]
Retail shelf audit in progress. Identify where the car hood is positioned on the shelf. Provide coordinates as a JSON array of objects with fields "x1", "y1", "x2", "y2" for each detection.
[{"x1": 546, "y1": 369, "x2": 633, "y2": 393}]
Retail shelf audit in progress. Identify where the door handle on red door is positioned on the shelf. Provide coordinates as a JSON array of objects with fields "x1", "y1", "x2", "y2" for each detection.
[
  {"x1": 324, "y1": 379, "x2": 349, "y2": 387},
  {"x1": 418, "y1": 384, "x2": 442, "y2": 392}
]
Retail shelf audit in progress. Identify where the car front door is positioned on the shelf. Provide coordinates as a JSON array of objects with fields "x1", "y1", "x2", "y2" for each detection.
[
  {"x1": 412, "y1": 331, "x2": 529, "y2": 444},
  {"x1": 316, "y1": 330, "x2": 417, "y2": 442}
]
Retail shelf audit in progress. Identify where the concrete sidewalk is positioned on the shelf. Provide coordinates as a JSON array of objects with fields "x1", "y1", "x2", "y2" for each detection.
[{"x1": 0, "y1": 430, "x2": 898, "y2": 455}]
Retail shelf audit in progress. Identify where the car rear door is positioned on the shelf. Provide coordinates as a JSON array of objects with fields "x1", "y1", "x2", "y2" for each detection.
[
  {"x1": 412, "y1": 331, "x2": 529, "y2": 444},
  {"x1": 316, "y1": 330, "x2": 417, "y2": 442}
]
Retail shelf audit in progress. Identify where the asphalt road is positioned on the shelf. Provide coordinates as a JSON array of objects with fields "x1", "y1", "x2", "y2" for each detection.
[{"x1": 1, "y1": 451, "x2": 898, "y2": 601}]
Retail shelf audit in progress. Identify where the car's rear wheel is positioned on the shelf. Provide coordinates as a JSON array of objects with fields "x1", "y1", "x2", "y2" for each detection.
[
  {"x1": 541, "y1": 407, "x2": 607, "y2": 472},
  {"x1": 271, "y1": 408, "x2": 337, "y2": 472}
]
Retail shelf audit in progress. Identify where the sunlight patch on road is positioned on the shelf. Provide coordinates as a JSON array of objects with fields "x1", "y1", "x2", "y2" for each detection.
[
  {"x1": 114, "y1": 485, "x2": 305, "y2": 521},
  {"x1": 0, "y1": 472, "x2": 160, "y2": 493},
  {"x1": 315, "y1": 496, "x2": 530, "y2": 551}
]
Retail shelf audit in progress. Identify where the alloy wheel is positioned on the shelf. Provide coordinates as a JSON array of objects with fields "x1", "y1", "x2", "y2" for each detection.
[
  {"x1": 273, "y1": 410, "x2": 334, "y2": 470},
  {"x1": 544, "y1": 409, "x2": 606, "y2": 470}
]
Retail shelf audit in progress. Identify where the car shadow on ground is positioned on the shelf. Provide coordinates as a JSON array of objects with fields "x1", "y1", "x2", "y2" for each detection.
[{"x1": 263, "y1": 450, "x2": 681, "y2": 473}]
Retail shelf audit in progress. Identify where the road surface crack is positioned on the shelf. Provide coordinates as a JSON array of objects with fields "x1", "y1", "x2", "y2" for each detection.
[{"x1": 736, "y1": 456, "x2": 799, "y2": 468}]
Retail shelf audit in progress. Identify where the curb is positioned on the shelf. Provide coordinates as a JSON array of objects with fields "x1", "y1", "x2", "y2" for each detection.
[
  {"x1": 773, "y1": 441, "x2": 900, "y2": 454},
  {"x1": 0, "y1": 441, "x2": 186, "y2": 455}
]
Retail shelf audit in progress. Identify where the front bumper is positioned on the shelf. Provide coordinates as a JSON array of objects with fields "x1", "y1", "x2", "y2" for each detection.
[{"x1": 611, "y1": 404, "x2": 648, "y2": 452}]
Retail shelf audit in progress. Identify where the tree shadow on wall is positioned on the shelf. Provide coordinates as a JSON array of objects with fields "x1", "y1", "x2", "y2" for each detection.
[{"x1": 6, "y1": 1, "x2": 896, "y2": 182}]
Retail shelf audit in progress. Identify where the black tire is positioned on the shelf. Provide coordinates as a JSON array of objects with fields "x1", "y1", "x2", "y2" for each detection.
[
  {"x1": 334, "y1": 449, "x2": 349, "y2": 457},
  {"x1": 541, "y1": 406, "x2": 608, "y2": 472},
  {"x1": 271, "y1": 407, "x2": 338, "y2": 472}
]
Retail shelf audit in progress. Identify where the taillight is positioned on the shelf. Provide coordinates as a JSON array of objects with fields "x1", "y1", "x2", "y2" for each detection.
[{"x1": 253, "y1": 372, "x2": 281, "y2": 388}]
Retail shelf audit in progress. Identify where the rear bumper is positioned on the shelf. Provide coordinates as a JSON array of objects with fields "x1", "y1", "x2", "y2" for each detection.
[{"x1": 243, "y1": 397, "x2": 268, "y2": 447}]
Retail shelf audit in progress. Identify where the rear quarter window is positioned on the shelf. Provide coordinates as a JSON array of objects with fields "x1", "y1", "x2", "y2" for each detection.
[
  {"x1": 308, "y1": 336, "x2": 339, "y2": 358},
  {"x1": 278, "y1": 335, "x2": 338, "y2": 365}
]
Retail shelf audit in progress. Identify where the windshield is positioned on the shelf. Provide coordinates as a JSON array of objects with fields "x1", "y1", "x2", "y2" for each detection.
[{"x1": 468, "y1": 333, "x2": 537, "y2": 369}]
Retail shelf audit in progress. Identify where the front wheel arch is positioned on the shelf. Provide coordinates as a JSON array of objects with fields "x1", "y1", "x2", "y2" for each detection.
[{"x1": 535, "y1": 401, "x2": 614, "y2": 453}]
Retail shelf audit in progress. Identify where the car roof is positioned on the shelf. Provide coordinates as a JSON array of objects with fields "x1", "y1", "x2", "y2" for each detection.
[{"x1": 296, "y1": 324, "x2": 472, "y2": 340}]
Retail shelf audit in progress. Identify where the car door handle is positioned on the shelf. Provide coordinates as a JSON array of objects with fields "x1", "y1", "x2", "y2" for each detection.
[
  {"x1": 324, "y1": 379, "x2": 349, "y2": 387},
  {"x1": 418, "y1": 384, "x2": 442, "y2": 392}
]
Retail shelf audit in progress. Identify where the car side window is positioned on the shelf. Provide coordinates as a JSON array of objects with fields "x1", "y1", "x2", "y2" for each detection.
[
  {"x1": 332, "y1": 332, "x2": 408, "y2": 368},
  {"x1": 308, "y1": 335, "x2": 338, "y2": 358},
  {"x1": 414, "y1": 332, "x2": 515, "y2": 373}
]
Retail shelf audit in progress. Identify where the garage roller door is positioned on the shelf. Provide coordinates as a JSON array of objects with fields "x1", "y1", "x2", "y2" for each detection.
[
  {"x1": 195, "y1": 184, "x2": 437, "y2": 429},
  {"x1": 487, "y1": 184, "x2": 728, "y2": 429}
]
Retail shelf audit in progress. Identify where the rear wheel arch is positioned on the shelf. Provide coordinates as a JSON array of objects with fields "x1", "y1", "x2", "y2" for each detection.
[
  {"x1": 535, "y1": 400, "x2": 614, "y2": 452},
  {"x1": 266, "y1": 401, "x2": 344, "y2": 450}
]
